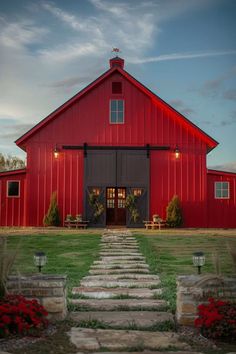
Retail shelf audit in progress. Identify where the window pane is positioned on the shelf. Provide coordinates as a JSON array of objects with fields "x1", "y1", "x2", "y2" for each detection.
[
  {"x1": 222, "y1": 182, "x2": 228, "y2": 189},
  {"x1": 110, "y1": 100, "x2": 117, "y2": 111},
  {"x1": 215, "y1": 189, "x2": 221, "y2": 198},
  {"x1": 118, "y1": 100, "x2": 123, "y2": 111},
  {"x1": 118, "y1": 200, "x2": 125, "y2": 208},
  {"x1": 111, "y1": 111, "x2": 117, "y2": 123},
  {"x1": 107, "y1": 200, "x2": 115, "y2": 208},
  {"x1": 222, "y1": 189, "x2": 229, "y2": 198},
  {"x1": 117, "y1": 111, "x2": 124, "y2": 123},
  {"x1": 8, "y1": 181, "x2": 19, "y2": 197}
]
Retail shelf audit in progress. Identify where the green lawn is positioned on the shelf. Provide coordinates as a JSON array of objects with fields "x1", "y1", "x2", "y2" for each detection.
[
  {"x1": 5, "y1": 231, "x2": 101, "y2": 293},
  {"x1": 134, "y1": 231, "x2": 236, "y2": 312}
]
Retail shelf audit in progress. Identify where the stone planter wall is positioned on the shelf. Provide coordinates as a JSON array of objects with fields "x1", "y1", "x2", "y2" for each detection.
[
  {"x1": 7, "y1": 274, "x2": 67, "y2": 321},
  {"x1": 176, "y1": 274, "x2": 236, "y2": 326}
]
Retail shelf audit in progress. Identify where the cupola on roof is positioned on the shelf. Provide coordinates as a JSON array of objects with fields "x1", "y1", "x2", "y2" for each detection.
[{"x1": 109, "y1": 56, "x2": 125, "y2": 69}]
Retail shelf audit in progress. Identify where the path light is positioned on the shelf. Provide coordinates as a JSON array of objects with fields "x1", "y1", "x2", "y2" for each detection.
[
  {"x1": 34, "y1": 252, "x2": 47, "y2": 272},
  {"x1": 192, "y1": 252, "x2": 205, "y2": 274}
]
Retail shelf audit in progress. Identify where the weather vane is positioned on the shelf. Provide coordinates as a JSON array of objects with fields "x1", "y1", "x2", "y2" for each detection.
[{"x1": 112, "y1": 48, "x2": 121, "y2": 56}]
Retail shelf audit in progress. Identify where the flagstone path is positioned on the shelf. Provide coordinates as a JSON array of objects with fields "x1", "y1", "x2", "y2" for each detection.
[{"x1": 68, "y1": 229, "x2": 203, "y2": 353}]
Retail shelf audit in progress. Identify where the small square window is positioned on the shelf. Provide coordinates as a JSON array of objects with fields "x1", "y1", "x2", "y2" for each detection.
[
  {"x1": 110, "y1": 99, "x2": 124, "y2": 124},
  {"x1": 112, "y1": 82, "x2": 122, "y2": 94},
  {"x1": 132, "y1": 188, "x2": 143, "y2": 197},
  {"x1": 7, "y1": 181, "x2": 20, "y2": 197},
  {"x1": 215, "y1": 181, "x2": 229, "y2": 199}
]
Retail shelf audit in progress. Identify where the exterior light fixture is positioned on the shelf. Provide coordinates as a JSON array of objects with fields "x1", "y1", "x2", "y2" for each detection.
[
  {"x1": 175, "y1": 146, "x2": 180, "y2": 159},
  {"x1": 54, "y1": 146, "x2": 59, "y2": 159},
  {"x1": 34, "y1": 251, "x2": 47, "y2": 272},
  {"x1": 192, "y1": 252, "x2": 205, "y2": 274}
]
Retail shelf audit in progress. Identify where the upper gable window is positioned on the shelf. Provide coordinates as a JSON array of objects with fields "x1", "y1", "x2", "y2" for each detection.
[
  {"x1": 110, "y1": 99, "x2": 124, "y2": 124},
  {"x1": 215, "y1": 181, "x2": 230, "y2": 199},
  {"x1": 7, "y1": 181, "x2": 20, "y2": 197},
  {"x1": 112, "y1": 82, "x2": 122, "y2": 94}
]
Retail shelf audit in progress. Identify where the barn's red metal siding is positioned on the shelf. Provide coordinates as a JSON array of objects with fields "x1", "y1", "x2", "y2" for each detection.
[
  {"x1": 22, "y1": 71, "x2": 209, "y2": 226},
  {"x1": 0, "y1": 170, "x2": 26, "y2": 226},
  {"x1": 207, "y1": 170, "x2": 236, "y2": 228},
  {"x1": 1, "y1": 60, "x2": 234, "y2": 228}
]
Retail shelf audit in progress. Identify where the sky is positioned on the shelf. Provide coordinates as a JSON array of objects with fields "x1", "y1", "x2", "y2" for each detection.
[{"x1": 0, "y1": 0, "x2": 236, "y2": 172}]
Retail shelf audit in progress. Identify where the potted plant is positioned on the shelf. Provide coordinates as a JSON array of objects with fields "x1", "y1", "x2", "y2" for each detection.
[
  {"x1": 153, "y1": 214, "x2": 161, "y2": 223},
  {"x1": 75, "y1": 214, "x2": 82, "y2": 222}
]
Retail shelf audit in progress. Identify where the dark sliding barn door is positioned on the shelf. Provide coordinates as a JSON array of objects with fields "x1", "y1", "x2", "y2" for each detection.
[{"x1": 84, "y1": 150, "x2": 149, "y2": 227}]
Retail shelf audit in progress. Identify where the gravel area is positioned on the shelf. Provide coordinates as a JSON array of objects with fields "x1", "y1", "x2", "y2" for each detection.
[{"x1": 0, "y1": 325, "x2": 56, "y2": 352}]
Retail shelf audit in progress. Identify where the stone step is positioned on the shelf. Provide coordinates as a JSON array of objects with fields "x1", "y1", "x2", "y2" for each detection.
[
  {"x1": 71, "y1": 352, "x2": 203, "y2": 354},
  {"x1": 80, "y1": 279, "x2": 161, "y2": 288},
  {"x1": 89, "y1": 268, "x2": 150, "y2": 275},
  {"x1": 99, "y1": 256, "x2": 145, "y2": 261},
  {"x1": 72, "y1": 287, "x2": 162, "y2": 299},
  {"x1": 91, "y1": 263, "x2": 149, "y2": 269},
  {"x1": 83, "y1": 274, "x2": 160, "y2": 281},
  {"x1": 101, "y1": 245, "x2": 139, "y2": 249},
  {"x1": 69, "y1": 311, "x2": 174, "y2": 330},
  {"x1": 67, "y1": 328, "x2": 190, "y2": 351},
  {"x1": 100, "y1": 252, "x2": 141, "y2": 256},
  {"x1": 101, "y1": 238, "x2": 138, "y2": 245},
  {"x1": 94, "y1": 260, "x2": 147, "y2": 265},
  {"x1": 68, "y1": 298, "x2": 168, "y2": 311}
]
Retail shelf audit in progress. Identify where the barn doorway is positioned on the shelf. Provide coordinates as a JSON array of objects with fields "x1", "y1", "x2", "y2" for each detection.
[{"x1": 106, "y1": 187, "x2": 126, "y2": 225}]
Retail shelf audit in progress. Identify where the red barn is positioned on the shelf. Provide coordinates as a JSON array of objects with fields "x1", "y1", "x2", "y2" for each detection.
[{"x1": 1, "y1": 56, "x2": 236, "y2": 228}]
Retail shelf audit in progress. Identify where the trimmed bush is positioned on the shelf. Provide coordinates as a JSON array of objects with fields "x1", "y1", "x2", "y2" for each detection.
[
  {"x1": 166, "y1": 195, "x2": 183, "y2": 227},
  {"x1": 43, "y1": 191, "x2": 60, "y2": 226}
]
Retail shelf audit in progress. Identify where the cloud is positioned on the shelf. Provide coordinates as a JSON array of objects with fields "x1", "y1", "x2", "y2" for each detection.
[
  {"x1": 0, "y1": 122, "x2": 33, "y2": 141},
  {"x1": 128, "y1": 50, "x2": 236, "y2": 64},
  {"x1": 223, "y1": 89, "x2": 236, "y2": 101},
  {"x1": 199, "y1": 66, "x2": 236, "y2": 97},
  {"x1": 208, "y1": 161, "x2": 236, "y2": 173},
  {"x1": 0, "y1": 17, "x2": 48, "y2": 49},
  {"x1": 169, "y1": 99, "x2": 195, "y2": 116},
  {"x1": 220, "y1": 111, "x2": 236, "y2": 126}
]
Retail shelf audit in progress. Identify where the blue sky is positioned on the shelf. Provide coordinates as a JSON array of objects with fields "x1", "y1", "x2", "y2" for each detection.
[{"x1": 0, "y1": 0, "x2": 236, "y2": 171}]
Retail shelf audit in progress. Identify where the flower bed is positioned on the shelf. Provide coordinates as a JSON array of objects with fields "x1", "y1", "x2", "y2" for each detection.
[
  {"x1": 195, "y1": 297, "x2": 236, "y2": 341},
  {"x1": 0, "y1": 294, "x2": 48, "y2": 337}
]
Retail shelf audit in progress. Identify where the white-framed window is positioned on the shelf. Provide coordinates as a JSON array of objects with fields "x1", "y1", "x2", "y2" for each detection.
[
  {"x1": 7, "y1": 180, "x2": 20, "y2": 197},
  {"x1": 110, "y1": 99, "x2": 124, "y2": 124},
  {"x1": 215, "y1": 181, "x2": 230, "y2": 199}
]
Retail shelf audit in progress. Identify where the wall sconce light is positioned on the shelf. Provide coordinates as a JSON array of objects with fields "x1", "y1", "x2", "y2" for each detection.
[
  {"x1": 34, "y1": 251, "x2": 47, "y2": 272},
  {"x1": 54, "y1": 146, "x2": 59, "y2": 159},
  {"x1": 192, "y1": 252, "x2": 205, "y2": 274},
  {"x1": 175, "y1": 146, "x2": 180, "y2": 159}
]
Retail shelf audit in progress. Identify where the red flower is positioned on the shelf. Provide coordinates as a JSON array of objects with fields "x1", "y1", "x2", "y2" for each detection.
[
  {"x1": 0, "y1": 294, "x2": 48, "y2": 338},
  {"x1": 2, "y1": 315, "x2": 11, "y2": 325}
]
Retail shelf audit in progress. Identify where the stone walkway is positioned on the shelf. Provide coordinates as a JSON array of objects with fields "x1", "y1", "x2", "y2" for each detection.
[{"x1": 68, "y1": 229, "x2": 203, "y2": 353}]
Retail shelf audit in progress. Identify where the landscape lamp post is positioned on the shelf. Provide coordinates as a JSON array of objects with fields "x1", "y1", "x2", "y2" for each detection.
[
  {"x1": 192, "y1": 252, "x2": 205, "y2": 274},
  {"x1": 34, "y1": 252, "x2": 47, "y2": 272}
]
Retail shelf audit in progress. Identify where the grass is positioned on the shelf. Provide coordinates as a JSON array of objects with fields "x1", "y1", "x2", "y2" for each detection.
[
  {"x1": 4, "y1": 231, "x2": 101, "y2": 294},
  {"x1": 135, "y1": 231, "x2": 236, "y2": 313}
]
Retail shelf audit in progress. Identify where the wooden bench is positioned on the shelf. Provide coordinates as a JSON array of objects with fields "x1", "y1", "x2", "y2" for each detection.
[
  {"x1": 144, "y1": 220, "x2": 166, "y2": 230},
  {"x1": 64, "y1": 220, "x2": 89, "y2": 229}
]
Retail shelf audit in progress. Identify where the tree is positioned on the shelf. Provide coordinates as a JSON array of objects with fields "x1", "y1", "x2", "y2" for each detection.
[
  {"x1": 166, "y1": 195, "x2": 183, "y2": 227},
  {"x1": 43, "y1": 191, "x2": 60, "y2": 226},
  {"x1": 0, "y1": 153, "x2": 25, "y2": 172}
]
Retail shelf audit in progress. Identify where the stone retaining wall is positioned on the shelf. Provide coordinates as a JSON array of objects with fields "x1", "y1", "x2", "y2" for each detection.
[
  {"x1": 7, "y1": 274, "x2": 67, "y2": 321},
  {"x1": 176, "y1": 274, "x2": 236, "y2": 326}
]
